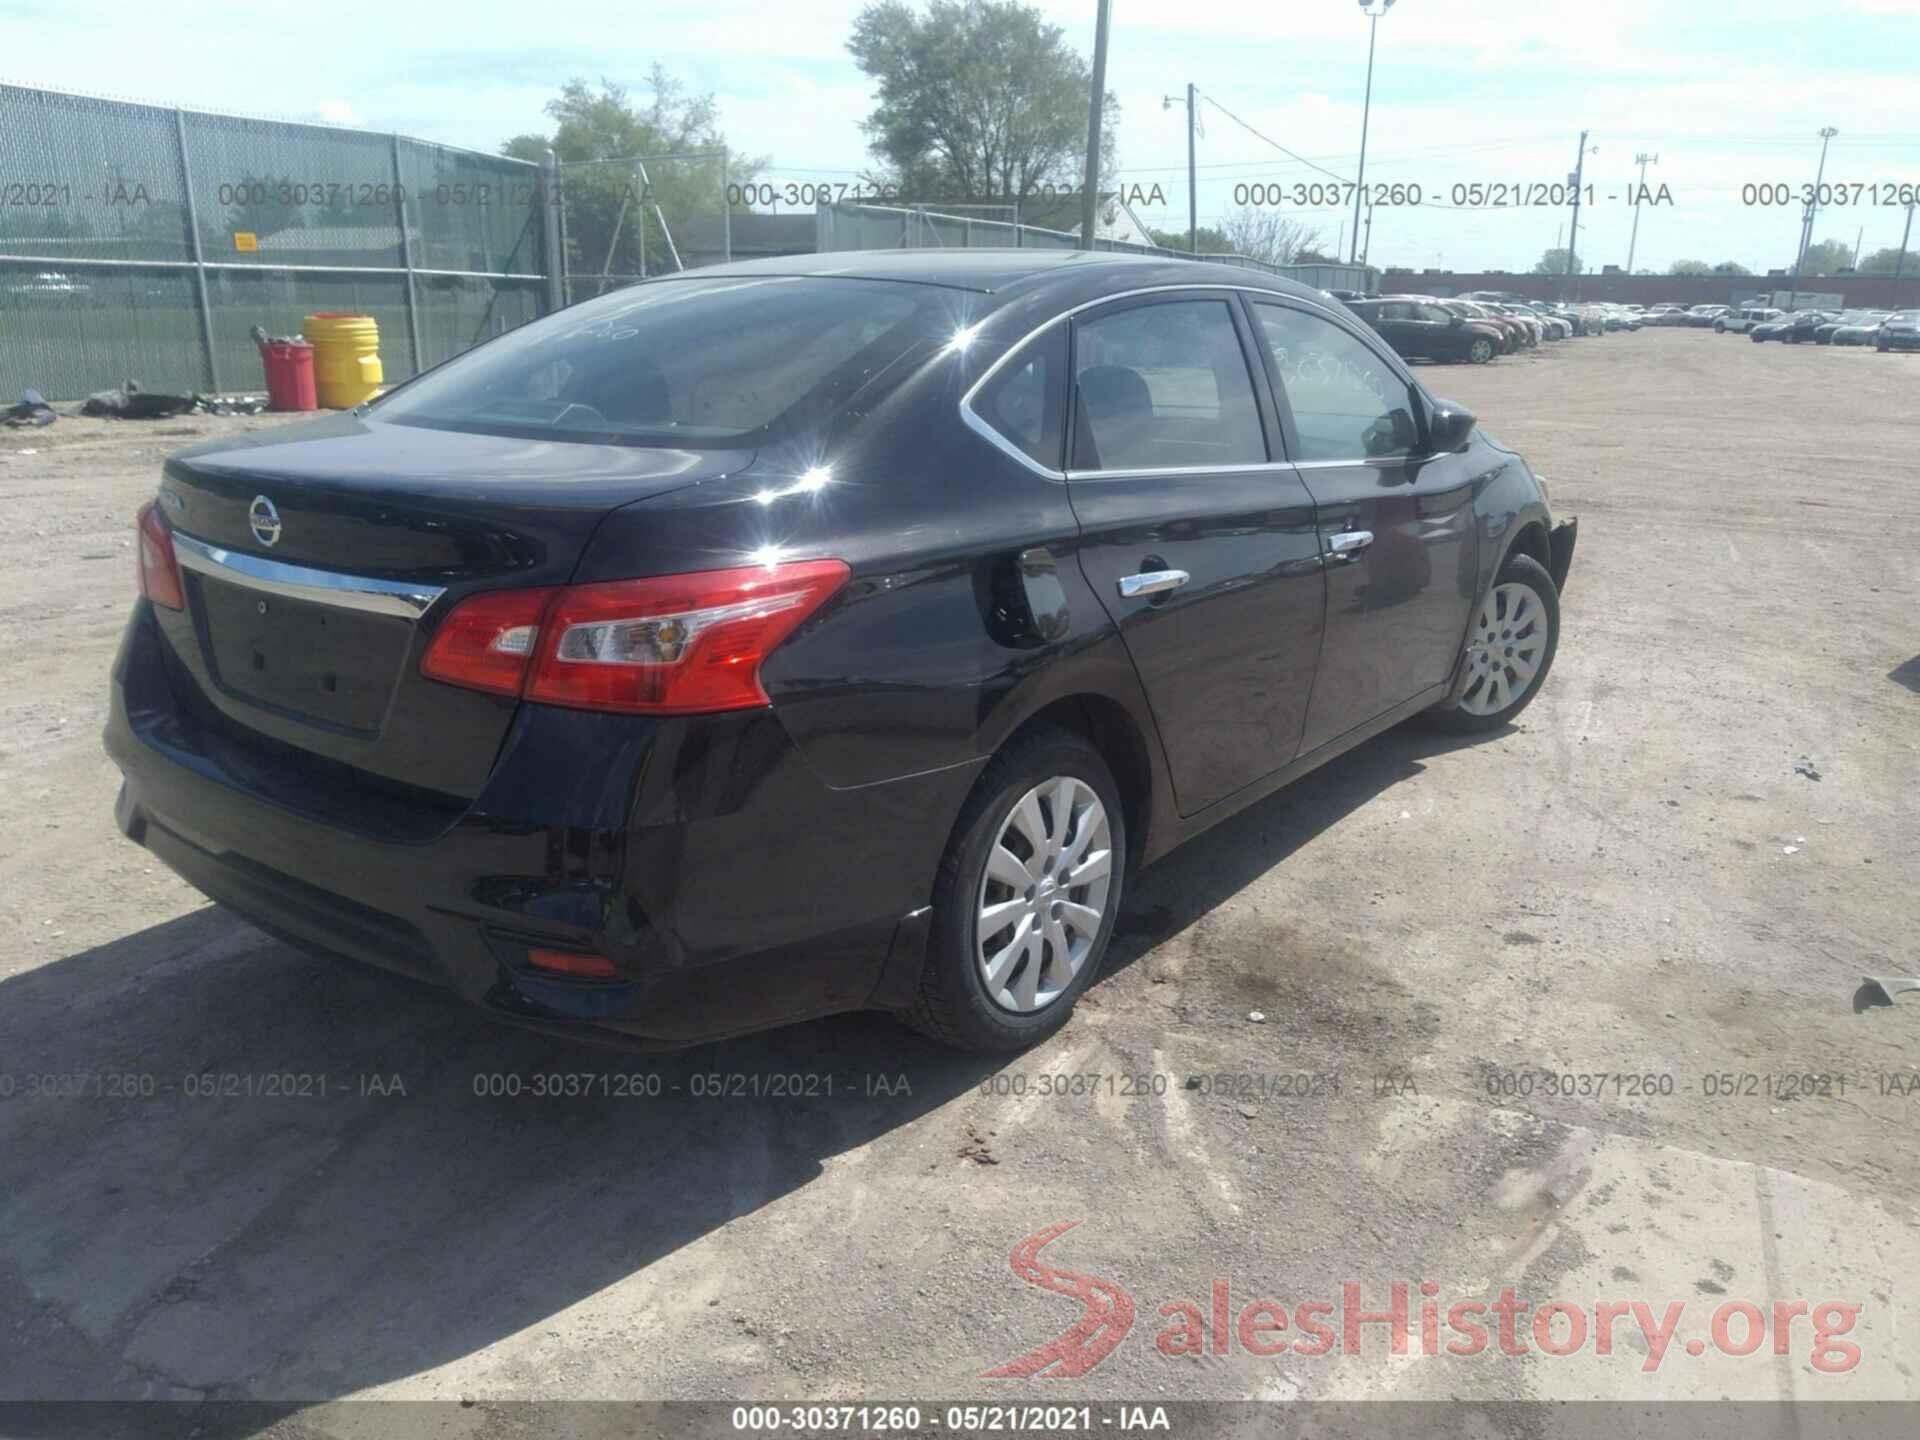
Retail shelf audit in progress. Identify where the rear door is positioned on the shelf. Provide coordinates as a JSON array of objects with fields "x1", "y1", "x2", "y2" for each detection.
[
  {"x1": 1245, "y1": 297, "x2": 1480, "y2": 752},
  {"x1": 1065, "y1": 292, "x2": 1327, "y2": 815}
]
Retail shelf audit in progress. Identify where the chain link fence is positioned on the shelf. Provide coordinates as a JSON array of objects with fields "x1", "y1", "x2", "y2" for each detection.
[
  {"x1": 553, "y1": 151, "x2": 738, "y2": 305},
  {"x1": 1, "y1": 84, "x2": 547, "y2": 401}
]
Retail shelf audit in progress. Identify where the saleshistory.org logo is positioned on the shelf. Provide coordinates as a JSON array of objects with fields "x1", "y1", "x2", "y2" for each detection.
[{"x1": 983, "y1": 1223, "x2": 1864, "y2": 1378}]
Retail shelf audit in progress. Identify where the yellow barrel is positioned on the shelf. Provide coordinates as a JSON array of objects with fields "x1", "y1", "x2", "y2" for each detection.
[{"x1": 304, "y1": 312, "x2": 384, "y2": 408}]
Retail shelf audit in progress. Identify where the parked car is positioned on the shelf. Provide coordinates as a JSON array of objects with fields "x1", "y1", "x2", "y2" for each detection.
[
  {"x1": 1346, "y1": 297, "x2": 1505, "y2": 363},
  {"x1": 1751, "y1": 310, "x2": 1833, "y2": 343},
  {"x1": 1440, "y1": 299, "x2": 1528, "y2": 351},
  {"x1": 1643, "y1": 305, "x2": 1689, "y2": 326},
  {"x1": 1684, "y1": 305, "x2": 1731, "y2": 327},
  {"x1": 1488, "y1": 302, "x2": 1550, "y2": 343},
  {"x1": 1875, "y1": 310, "x2": 1920, "y2": 351},
  {"x1": 1599, "y1": 305, "x2": 1641, "y2": 332},
  {"x1": 1717, "y1": 306, "x2": 1781, "y2": 333},
  {"x1": 105, "y1": 252, "x2": 1576, "y2": 1052},
  {"x1": 1827, "y1": 311, "x2": 1892, "y2": 346}
]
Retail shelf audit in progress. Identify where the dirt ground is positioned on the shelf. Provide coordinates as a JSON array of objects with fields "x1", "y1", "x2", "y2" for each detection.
[{"x1": 1, "y1": 329, "x2": 1916, "y2": 1423}]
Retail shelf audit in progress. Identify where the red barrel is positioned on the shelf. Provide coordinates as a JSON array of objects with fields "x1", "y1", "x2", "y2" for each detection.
[{"x1": 260, "y1": 340, "x2": 317, "y2": 412}]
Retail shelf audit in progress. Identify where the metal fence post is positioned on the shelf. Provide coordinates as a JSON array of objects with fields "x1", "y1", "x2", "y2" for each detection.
[
  {"x1": 542, "y1": 149, "x2": 564, "y2": 312},
  {"x1": 173, "y1": 107, "x2": 220, "y2": 393},
  {"x1": 391, "y1": 134, "x2": 424, "y2": 374},
  {"x1": 721, "y1": 153, "x2": 732, "y2": 263}
]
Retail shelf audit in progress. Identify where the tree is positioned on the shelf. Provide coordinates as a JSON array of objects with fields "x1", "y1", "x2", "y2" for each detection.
[
  {"x1": 1711, "y1": 260, "x2": 1752, "y2": 276},
  {"x1": 1669, "y1": 259, "x2": 1711, "y2": 275},
  {"x1": 1795, "y1": 238, "x2": 1852, "y2": 275},
  {"x1": 1149, "y1": 224, "x2": 1229, "y2": 254},
  {"x1": 847, "y1": 0, "x2": 1117, "y2": 205},
  {"x1": 1532, "y1": 247, "x2": 1580, "y2": 276},
  {"x1": 502, "y1": 71, "x2": 758, "y2": 287},
  {"x1": 1859, "y1": 246, "x2": 1913, "y2": 274},
  {"x1": 1220, "y1": 208, "x2": 1326, "y2": 267}
]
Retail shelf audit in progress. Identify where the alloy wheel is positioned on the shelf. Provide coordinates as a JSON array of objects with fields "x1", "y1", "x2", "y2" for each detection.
[
  {"x1": 975, "y1": 776, "x2": 1113, "y2": 1013},
  {"x1": 1457, "y1": 581, "x2": 1549, "y2": 716}
]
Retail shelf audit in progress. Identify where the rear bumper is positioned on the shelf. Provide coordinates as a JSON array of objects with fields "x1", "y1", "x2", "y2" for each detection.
[{"x1": 105, "y1": 604, "x2": 975, "y2": 1049}]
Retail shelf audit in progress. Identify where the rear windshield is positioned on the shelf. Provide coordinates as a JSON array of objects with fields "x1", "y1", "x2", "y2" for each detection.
[{"x1": 373, "y1": 276, "x2": 957, "y2": 447}]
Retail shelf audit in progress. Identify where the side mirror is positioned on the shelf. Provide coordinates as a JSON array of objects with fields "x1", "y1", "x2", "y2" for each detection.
[{"x1": 1427, "y1": 400, "x2": 1477, "y2": 453}]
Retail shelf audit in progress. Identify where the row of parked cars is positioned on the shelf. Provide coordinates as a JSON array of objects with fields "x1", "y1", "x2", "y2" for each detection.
[
  {"x1": 1324, "y1": 290, "x2": 1642, "y2": 365},
  {"x1": 1640, "y1": 302, "x2": 1919, "y2": 349}
]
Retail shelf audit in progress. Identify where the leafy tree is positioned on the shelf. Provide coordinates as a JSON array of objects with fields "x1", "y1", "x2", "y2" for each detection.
[
  {"x1": 1859, "y1": 246, "x2": 1914, "y2": 274},
  {"x1": 1711, "y1": 260, "x2": 1752, "y2": 276},
  {"x1": 1669, "y1": 259, "x2": 1711, "y2": 275},
  {"x1": 1795, "y1": 238, "x2": 1852, "y2": 274},
  {"x1": 847, "y1": 0, "x2": 1117, "y2": 205},
  {"x1": 1149, "y1": 224, "x2": 1229, "y2": 254},
  {"x1": 1532, "y1": 247, "x2": 1580, "y2": 275},
  {"x1": 502, "y1": 71, "x2": 759, "y2": 289}
]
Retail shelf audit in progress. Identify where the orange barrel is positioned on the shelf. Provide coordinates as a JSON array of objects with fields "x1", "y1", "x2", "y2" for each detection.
[{"x1": 304, "y1": 312, "x2": 384, "y2": 408}]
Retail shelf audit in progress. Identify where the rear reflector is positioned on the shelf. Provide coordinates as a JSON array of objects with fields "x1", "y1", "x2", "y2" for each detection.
[
  {"x1": 527, "y1": 948, "x2": 618, "y2": 979},
  {"x1": 421, "y1": 559, "x2": 850, "y2": 716},
  {"x1": 135, "y1": 500, "x2": 185, "y2": 611}
]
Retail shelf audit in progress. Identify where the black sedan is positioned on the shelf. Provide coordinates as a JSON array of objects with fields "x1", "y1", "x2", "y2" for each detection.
[
  {"x1": 1751, "y1": 310, "x2": 1833, "y2": 343},
  {"x1": 1345, "y1": 297, "x2": 1507, "y2": 363},
  {"x1": 107, "y1": 251, "x2": 1574, "y2": 1053}
]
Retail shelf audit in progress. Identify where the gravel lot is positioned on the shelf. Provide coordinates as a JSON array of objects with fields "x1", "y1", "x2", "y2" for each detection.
[{"x1": 1, "y1": 329, "x2": 1916, "y2": 1421}]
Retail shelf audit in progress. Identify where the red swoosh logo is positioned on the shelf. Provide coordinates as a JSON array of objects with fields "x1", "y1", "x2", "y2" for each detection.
[{"x1": 983, "y1": 1221, "x2": 1135, "y2": 1378}]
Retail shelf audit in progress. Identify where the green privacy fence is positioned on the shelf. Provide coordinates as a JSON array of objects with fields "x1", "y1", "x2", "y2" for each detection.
[{"x1": 0, "y1": 84, "x2": 548, "y2": 401}]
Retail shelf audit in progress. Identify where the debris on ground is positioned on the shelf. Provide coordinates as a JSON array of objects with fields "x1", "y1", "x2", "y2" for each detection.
[
  {"x1": 1794, "y1": 756, "x2": 1823, "y2": 782},
  {"x1": 196, "y1": 394, "x2": 270, "y2": 416},
  {"x1": 958, "y1": 1121, "x2": 998, "y2": 1165},
  {"x1": 81, "y1": 380, "x2": 198, "y2": 420},
  {"x1": 1247, "y1": 1010, "x2": 1266, "y2": 1023},
  {"x1": 3, "y1": 390, "x2": 56, "y2": 427},
  {"x1": 1861, "y1": 976, "x2": 1920, "y2": 1006}
]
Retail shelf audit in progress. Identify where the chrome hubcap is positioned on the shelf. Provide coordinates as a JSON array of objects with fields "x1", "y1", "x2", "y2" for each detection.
[
  {"x1": 976, "y1": 776, "x2": 1113, "y2": 1013},
  {"x1": 1458, "y1": 581, "x2": 1548, "y2": 716}
]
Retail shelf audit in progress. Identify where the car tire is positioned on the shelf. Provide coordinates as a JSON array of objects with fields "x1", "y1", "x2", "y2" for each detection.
[
  {"x1": 1878, "y1": 339, "x2": 1890, "y2": 352},
  {"x1": 905, "y1": 728, "x2": 1126, "y2": 1052},
  {"x1": 1468, "y1": 337, "x2": 1494, "y2": 364},
  {"x1": 1425, "y1": 554, "x2": 1561, "y2": 735},
  {"x1": 1714, "y1": 321, "x2": 1726, "y2": 333}
]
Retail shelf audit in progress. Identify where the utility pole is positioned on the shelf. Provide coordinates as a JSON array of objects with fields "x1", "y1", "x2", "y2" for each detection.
[
  {"x1": 1894, "y1": 200, "x2": 1916, "y2": 309},
  {"x1": 1162, "y1": 83, "x2": 1198, "y2": 251},
  {"x1": 1078, "y1": 0, "x2": 1112, "y2": 251},
  {"x1": 1626, "y1": 151, "x2": 1657, "y2": 274},
  {"x1": 1787, "y1": 125, "x2": 1838, "y2": 311},
  {"x1": 1566, "y1": 131, "x2": 1595, "y2": 298},
  {"x1": 1350, "y1": 1, "x2": 1397, "y2": 264},
  {"x1": 1362, "y1": 197, "x2": 1375, "y2": 267}
]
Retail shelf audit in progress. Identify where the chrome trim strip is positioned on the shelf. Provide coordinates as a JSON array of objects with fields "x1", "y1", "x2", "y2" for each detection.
[
  {"x1": 171, "y1": 532, "x2": 447, "y2": 620},
  {"x1": 1064, "y1": 461, "x2": 1295, "y2": 480},
  {"x1": 957, "y1": 282, "x2": 1362, "y2": 483}
]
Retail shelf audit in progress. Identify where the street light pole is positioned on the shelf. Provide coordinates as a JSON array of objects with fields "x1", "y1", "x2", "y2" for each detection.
[
  {"x1": 1162, "y1": 83, "x2": 1198, "y2": 252},
  {"x1": 1787, "y1": 125, "x2": 1838, "y2": 311},
  {"x1": 1350, "y1": 0, "x2": 1396, "y2": 265},
  {"x1": 1626, "y1": 151, "x2": 1657, "y2": 274}
]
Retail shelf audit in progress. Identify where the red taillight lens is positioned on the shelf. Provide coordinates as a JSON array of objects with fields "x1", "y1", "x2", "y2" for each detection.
[
  {"x1": 419, "y1": 586, "x2": 557, "y2": 697},
  {"x1": 528, "y1": 560, "x2": 850, "y2": 715},
  {"x1": 136, "y1": 500, "x2": 185, "y2": 611},
  {"x1": 527, "y1": 948, "x2": 618, "y2": 979},
  {"x1": 420, "y1": 559, "x2": 849, "y2": 715}
]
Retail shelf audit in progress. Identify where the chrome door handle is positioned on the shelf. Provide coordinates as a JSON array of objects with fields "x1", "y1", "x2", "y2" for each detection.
[
  {"x1": 1117, "y1": 569, "x2": 1190, "y2": 599},
  {"x1": 1327, "y1": 530, "x2": 1374, "y2": 561}
]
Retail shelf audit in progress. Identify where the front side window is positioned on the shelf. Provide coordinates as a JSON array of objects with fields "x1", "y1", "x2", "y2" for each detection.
[
  {"x1": 1070, "y1": 299, "x2": 1267, "y2": 472},
  {"x1": 375, "y1": 276, "x2": 951, "y2": 447},
  {"x1": 1251, "y1": 302, "x2": 1420, "y2": 463}
]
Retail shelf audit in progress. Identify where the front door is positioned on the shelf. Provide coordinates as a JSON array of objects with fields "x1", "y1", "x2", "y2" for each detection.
[
  {"x1": 1065, "y1": 293, "x2": 1327, "y2": 815},
  {"x1": 1245, "y1": 298, "x2": 1481, "y2": 752}
]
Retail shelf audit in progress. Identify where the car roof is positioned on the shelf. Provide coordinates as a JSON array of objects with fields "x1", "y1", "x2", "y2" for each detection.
[{"x1": 640, "y1": 248, "x2": 1333, "y2": 304}]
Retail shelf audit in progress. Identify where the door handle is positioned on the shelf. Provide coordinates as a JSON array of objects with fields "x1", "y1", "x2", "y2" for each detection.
[
  {"x1": 1326, "y1": 530, "x2": 1373, "y2": 562},
  {"x1": 1117, "y1": 569, "x2": 1190, "y2": 599}
]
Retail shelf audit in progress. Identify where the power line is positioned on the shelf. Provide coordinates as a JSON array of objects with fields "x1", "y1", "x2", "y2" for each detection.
[{"x1": 1197, "y1": 94, "x2": 1354, "y2": 185}]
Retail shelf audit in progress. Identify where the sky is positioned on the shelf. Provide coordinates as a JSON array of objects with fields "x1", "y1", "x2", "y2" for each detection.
[{"x1": 6, "y1": 0, "x2": 1920, "y2": 275}]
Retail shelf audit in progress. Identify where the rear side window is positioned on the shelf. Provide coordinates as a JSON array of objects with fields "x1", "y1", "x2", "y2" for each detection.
[
  {"x1": 1070, "y1": 299, "x2": 1267, "y2": 472},
  {"x1": 1251, "y1": 302, "x2": 1421, "y2": 463},
  {"x1": 375, "y1": 276, "x2": 949, "y2": 447},
  {"x1": 973, "y1": 325, "x2": 1067, "y2": 470}
]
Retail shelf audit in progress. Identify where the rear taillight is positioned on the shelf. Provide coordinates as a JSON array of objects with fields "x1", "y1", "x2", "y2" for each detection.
[
  {"x1": 420, "y1": 559, "x2": 849, "y2": 716},
  {"x1": 135, "y1": 501, "x2": 185, "y2": 610}
]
